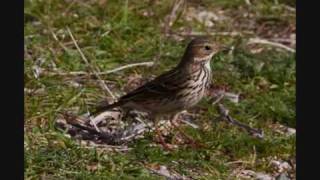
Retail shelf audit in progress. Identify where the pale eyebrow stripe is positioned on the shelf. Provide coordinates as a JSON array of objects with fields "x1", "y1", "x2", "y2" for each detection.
[{"x1": 192, "y1": 43, "x2": 211, "y2": 47}]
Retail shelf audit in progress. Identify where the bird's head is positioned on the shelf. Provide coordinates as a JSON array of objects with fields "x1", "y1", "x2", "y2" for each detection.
[{"x1": 179, "y1": 37, "x2": 228, "y2": 67}]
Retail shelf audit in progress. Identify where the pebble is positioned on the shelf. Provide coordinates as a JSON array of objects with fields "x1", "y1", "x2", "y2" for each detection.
[{"x1": 276, "y1": 173, "x2": 291, "y2": 180}]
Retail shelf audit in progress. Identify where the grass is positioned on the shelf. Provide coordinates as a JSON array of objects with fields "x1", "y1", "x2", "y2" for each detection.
[{"x1": 25, "y1": 0, "x2": 296, "y2": 179}]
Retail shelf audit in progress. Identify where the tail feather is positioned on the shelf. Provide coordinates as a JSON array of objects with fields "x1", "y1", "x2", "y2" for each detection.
[{"x1": 91, "y1": 100, "x2": 123, "y2": 116}]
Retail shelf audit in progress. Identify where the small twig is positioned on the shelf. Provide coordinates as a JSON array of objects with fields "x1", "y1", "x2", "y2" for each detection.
[
  {"x1": 66, "y1": 27, "x2": 116, "y2": 100},
  {"x1": 43, "y1": 61, "x2": 154, "y2": 76},
  {"x1": 146, "y1": 167, "x2": 173, "y2": 179},
  {"x1": 211, "y1": 93, "x2": 225, "y2": 105},
  {"x1": 120, "y1": 122, "x2": 151, "y2": 141},
  {"x1": 165, "y1": 0, "x2": 185, "y2": 34},
  {"x1": 153, "y1": 36, "x2": 163, "y2": 66},
  {"x1": 62, "y1": 112, "x2": 112, "y2": 139},
  {"x1": 208, "y1": 90, "x2": 239, "y2": 105},
  {"x1": 58, "y1": 109, "x2": 154, "y2": 145},
  {"x1": 281, "y1": 5, "x2": 296, "y2": 12},
  {"x1": 49, "y1": 28, "x2": 69, "y2": 52},
  {"x1": 269, "y1": 38, "x2": 295, "y2": 45},
  {"x1": 89, "y1": 116, "x2": 101, "y2": 133},
  {"x1": 91, "y1": 110, "x2": 121, "y2": 125},
  {"x1": 55, "y1": 89, "x2": 85, "y2": 113},
  {"x1": 180, "y1": 119, "x2": 199, "y2": 129},
  {"x1": 85, "y1": 145, "x2": 131, "y2": 152},
  {"x1": 146, "y1": 166, "x2": 187, "y2": 180},
  {"x1": 248, "y1": 38, "x2": 295, "y2": 53},
  {"x1": 225, "y1": 160, "x2": 251, "y2": 165},
  {"x1": 245, "y1": 0, "x2": 251, "y2": 6},
  {"x1": 217, "y1": 103, "x2": 264, "y2": 139},
  {"x1": 178, "y1": 31, "x2": 248, "y2": 37},
  {"x1": 250, "y1": 145, "x2": 257, "y2": 166},
  {"x1": 24, "y1": 88, "x2": 45, "y2": 95},
  {"x1": 223, "y1": 92, "x2": 240, "y2": 104},
  {"x1": 100, "y1": 61, "x2": 154, "y2": 74},
  {"x1": 78, "y1": 140, "x2": 131, "y2": 152}
]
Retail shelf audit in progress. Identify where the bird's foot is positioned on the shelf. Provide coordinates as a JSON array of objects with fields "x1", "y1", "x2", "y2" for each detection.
[
  {"x1": 155, "y1": 127, "x2": 175, "y2": 151},
  {"x1": 175, "y1": 132, "x2": 206, "y2": 149},
  {"x1": 170, "y1": 119, "x2": 205, "y2": 148},
  {"x1": 186, "y1": 138, "x2": 206, "y2": 149},
  {"x1": 155, "y1": 134, "x2": 174, "y2": 151}
]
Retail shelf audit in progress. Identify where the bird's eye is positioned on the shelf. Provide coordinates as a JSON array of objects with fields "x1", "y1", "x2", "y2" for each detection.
[{"x1": 204, "y1": 45, "x2": 211, "y2": 51}]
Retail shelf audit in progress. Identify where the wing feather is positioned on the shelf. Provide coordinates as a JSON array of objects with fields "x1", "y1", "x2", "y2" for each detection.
[{"x1": 119, "y1": 68, "x2": 182, "y2": 102}]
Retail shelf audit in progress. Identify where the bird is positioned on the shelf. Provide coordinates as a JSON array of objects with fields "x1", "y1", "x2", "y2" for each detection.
[{"x1": 92, "y1": 37, "x2": 227, "y2": 149}]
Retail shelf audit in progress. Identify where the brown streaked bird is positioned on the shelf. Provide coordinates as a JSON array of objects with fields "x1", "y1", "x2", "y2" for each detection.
[{"x1": 92, "y1": 37, "x2": 226, "y2": 149}]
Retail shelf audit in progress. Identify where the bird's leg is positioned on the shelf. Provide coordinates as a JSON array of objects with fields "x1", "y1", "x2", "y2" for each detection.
[
  {"x1": 170, "y1": 113, "x2": 204, "y2": 148},
  {"x1": 170, "y1": 113, "x2": 194, "y2": 142},
  {"x1": 155, "y1": 125, "x2": 173, "y2": 151},
  {"x1": 152, "y1": 116, "x2": 173, "y2": 151}
]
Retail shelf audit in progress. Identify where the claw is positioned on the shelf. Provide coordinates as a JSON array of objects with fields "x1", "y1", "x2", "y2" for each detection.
[{"x1": 155, "y1": 126, "x2": 174, "y2": 151}]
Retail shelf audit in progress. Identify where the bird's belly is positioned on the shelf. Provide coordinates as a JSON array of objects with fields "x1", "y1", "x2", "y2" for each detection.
[
  {"x1": 177, "y1": 84, "x2": 206, "y2": 109},
  {"x1": 178, "y1": 66, "x2": 211, "y2": 109},
  {"x1": 184, "y1": 90, "x2": 205, "y2": 108}
]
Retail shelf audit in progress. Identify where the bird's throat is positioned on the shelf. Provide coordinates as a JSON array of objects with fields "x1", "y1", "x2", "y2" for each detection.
[{"x1": 204, "y1": 60, "x2": 211, "y2": 70}]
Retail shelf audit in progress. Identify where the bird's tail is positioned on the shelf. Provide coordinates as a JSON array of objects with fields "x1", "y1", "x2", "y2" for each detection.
[{"x1": 91, "y1": 100, "x2": 123, "y2": 116}]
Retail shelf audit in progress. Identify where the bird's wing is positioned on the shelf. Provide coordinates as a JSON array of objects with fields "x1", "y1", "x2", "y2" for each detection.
[
  {"x1": 91, "y1": 68, "x2": 183, "y2": 115},
  {"x1": 119, "y1": 68, "x2": 182, "y2": 102}
]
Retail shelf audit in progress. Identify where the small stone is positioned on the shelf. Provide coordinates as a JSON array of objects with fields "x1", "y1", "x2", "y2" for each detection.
[
  {"x1": 271, "y1": 160, "x2": 292, "y2": 173},
  {"x1": 255, "y1": 172, "x2": 273, "y2": 180},
  {"x1": 285, "y1": 128, "x2": 296, "y2": 136},
  {"x1": 238, "y1": 170, "x2": 256, "y2": 178},
  {"x1": 276, "y1": 173, "x2": 291, "y2": 180}
]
